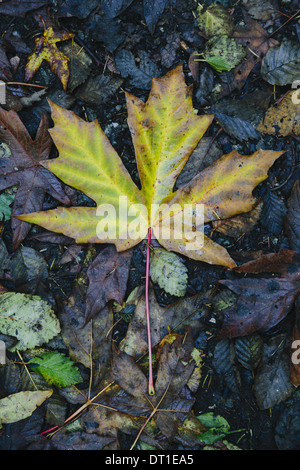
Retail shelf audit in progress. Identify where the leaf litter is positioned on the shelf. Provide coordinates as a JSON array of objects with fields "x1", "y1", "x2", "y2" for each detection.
[{"x1": 0, "y1": 0, "x2": 299, "y2": 452}]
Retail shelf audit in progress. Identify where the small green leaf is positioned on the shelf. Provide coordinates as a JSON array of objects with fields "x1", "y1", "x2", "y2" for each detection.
[
  {"x1": 197, "y1": 412, "x2": 230, "y2": 443},
  {"x1": 203, "y1": 56, "x2": 232, "y2": 72},
  {"x1": 28, "y1": 351, "x2": 82, "y2": 388},
  {"x1": 197, "y1": 412, "x2": 244, "y2": 445},
  {"x1": 150, "y1": 247, "x2": 188, "y2": 297}
]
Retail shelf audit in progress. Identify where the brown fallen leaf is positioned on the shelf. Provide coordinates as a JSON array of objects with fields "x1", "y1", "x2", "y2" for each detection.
[
  {"x1": 0, "y1": 108, "x2": 70, "y2": 250},
  {"x1": 218, "y1": 249, "x2": 300, "y2": 338},
  {"x1": 212, "y1": 200, "x2": 263, "y2": 239},
  {"x1": 241, "y1": 0, "x2": 279, "y2": 21},
  {"x1": 59, "y1": 285, "x2": 113, "y2": 385},
  {"x1": 120, "y1": 287, "x2": 210, "y2": 360},
  {"x1": 25, "y1": 26, "x2": 75, "y2": 91},
  {"x1": 85, "y1": 245, "x2": 133, "y2": 322},
  {"x1": 112, "y1": 331, "x2": 196, "y2": 442},
  {"x1": 257, "y1": 91, "x2": 300, "y2": 136},
  {"x1": 219, "y1": 14, "x2": 279, "y2": 97},
  {"x1": 0, "y1": 0, "x2": 50, "y2": 17}
]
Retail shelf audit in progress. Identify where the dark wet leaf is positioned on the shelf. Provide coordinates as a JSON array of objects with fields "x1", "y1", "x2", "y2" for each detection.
[
  {"x1": 0, "y1": 110, "x2": 70, "y2": 250},
  {"x1": 0, "y1": 359, "x2": 22, "y2": 397},
  {"x1": 86, "y1": 12, "x2": 126, "y2": 52},
  {"x1": 34, "y1": 429, "x2": 115, "y2": 450},
  {"x1": 234, "y1": 333, "x2": 263, "y2": 371},
  {"x1": 144, "y1": 0, "x2": 168, "y2": 35},
  {"x1": 60, "y1": 286, "x2": 113, "y2": 384},
  {"x1": 76, "y1": 74, "x2": 123, "y2": 107},
  {"x1": 261, "y1": 41, "x2": 300, "y2": 86},
  {"x1": 0, "y1": 240, "x2": 10, "y2": 279},
  {"x1": 286, "y1": 181, "x2": 300, "y2": 252},
  {"x1": 212, "y1": 338, "x2": 241, "y2": 393},
  {"x1": 10, "y1": 246, "x2": 48, "y2": 287},
  {"x1": 0, "y1": 405, "x2": 45, "y2": 450},
  {"x1": 253, "y1": 334, "x2": 293, "y2": 410},
  {"x1": 113, "y1": 333, "x2": 196, "y2": 440},
  {"x1": 115, "y1": 49, "x2": 161, "y2": 89},
  {"x1": 0, "y1": 39, "x2": 15, "y2": 82},
  {"x1": 219, "y1": 14, "x2": 279, "y2": 97},
  {"x1": 85, "y1": 245, "x2": 133, "y2": 322},
  {"x1": 241, "y1": 0, "x2": 279, "y2": 21},
  {"x1": 219, "y1": 250, "x2": 300, "y2": 338},
  {"x1": 215, "y1": 112, "x2": 260, "y2": 142},
  {"x1": 261, "y1": 187, "x2": 287, "y2": 235},
  {"x1": 160, "y1": 32, "x2": 181, "y2": 69},
  {"x1": 194, "y1": 66, "x2": 214, "y2": 106},
  {"x1": 0, "y1": 0, "x2": 49, "y2": 17},
  {"x1": 56, "y1": 0, "x2": 99, "y2": 18},
  {"x1": 101, "y1": 0, "x2": 135, "y2": 18},
  {"x1": 275, "y1": 390, "x2": 300, "y2": 449}
]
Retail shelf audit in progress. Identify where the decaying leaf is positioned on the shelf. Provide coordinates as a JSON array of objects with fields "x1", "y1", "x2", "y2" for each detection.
[
  {"x1": 203, "y1": 35, "x2": 246, "y2": 72},
  {"x1": 196, "y1": 3, "x2": 234, "y2": 37},
  {"x1": 0, "y1": 390, "x2": 53, "y2": 427},
  {"x1": 241, "y1": 0, "x2": 278, "y2": 21},
  {"x1": 215, "y1": 112, "x2": 260, "y2": 142},
  {"x1": 219, "y1": 250, "x2": 300, "y2": 338},
  {"x1": 213, "y1": 338, "x2": 241, "y2": 393},
  {"x1": 234, "y1": 333, "x2": 263, "y2": 371},
  {"x1": 120, "y1": 287, "x2": 209, "y2": 359},
  {"x1": 0, "y1": 291, "x2": 60, "y2": 350},
  {"x1": 85, "y1": 245, "x2": 133, "y2": 322},
  {"x1": 261, "y1": 187, "x2": 287, "y2": 236},
  {"x1": 115, "y1": 49, "x2": 161, "y2": 89},
  {"x1": 16, "y1": 66, "x2": 284, "y2": 269},
  {"x1": 257, "y1": 91, "x2": 300, "y2": 136},
  {"x1": 25, "y1": 27, "x2": 75, "y2": 91},
  {"x1": 212, "y1": 201, "x2": 263, "y2": 239},
  {"x1": 112, "y1": 332, "x2": 197, "y2": 440},
  {"x1": 261, "y1": 41, "x2": 300, "y2": 86},
  {"x1": 0, "y1": 1, "x2": 50, "y2": 17},
  {"x1": 253, "y1": 335, "x2": 294, "y2": 410},
  {"x1": 60, "y1": 286, "x2": 113, "y2": 382},
  {"x1": 219, "y1": 14, "x2": 279, "y2": 97},
  {"x1": 144, "y1": 0, "x2": 168, "y2": 35},
  {"x1": 150, "y1": 247, "x2": 188, "y2": 297}
]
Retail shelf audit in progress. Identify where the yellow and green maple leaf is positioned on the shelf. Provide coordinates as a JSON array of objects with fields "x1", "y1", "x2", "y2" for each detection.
[{"x1": 17, "y1": 65, "x2": 284, "y2": 268}]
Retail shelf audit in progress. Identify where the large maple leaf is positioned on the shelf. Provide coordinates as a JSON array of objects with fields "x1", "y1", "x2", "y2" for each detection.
[{"x1": 16, "y1": 65, "x2": 284, "y2": 268}]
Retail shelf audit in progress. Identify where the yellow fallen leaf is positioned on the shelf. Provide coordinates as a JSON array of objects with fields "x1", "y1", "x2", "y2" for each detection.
[
  {"x1": 25, "y1": 26, "x2": 75, "y2": 91},
  {"x1": 17, "y1": 66, "x2": 284, "y2": 268}
]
